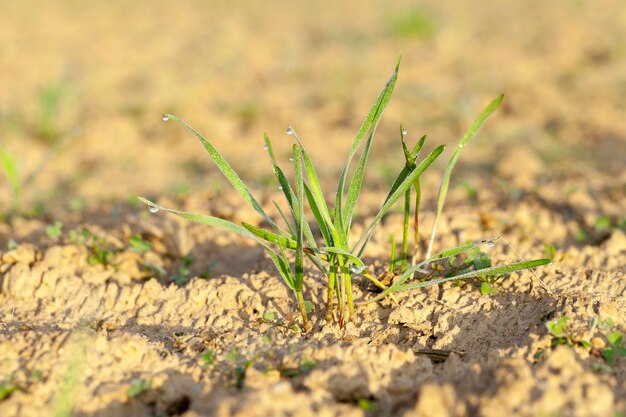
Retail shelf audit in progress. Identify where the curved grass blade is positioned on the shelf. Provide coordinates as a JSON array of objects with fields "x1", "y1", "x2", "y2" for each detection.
[
  {"x1": 293, "y1": 144, "x2": 312, "y2": 330},
  {"x1": 138, "y1": 197, "x2": 254, "y2": 239},
  {"x1": 242, "y1": 222, "x2": 297, "y2": 249},
  {"x1": 365, "y1": 241, "x2": 477, "y2": 303},
  {"x1": 343, "y1": 129, "x2": 375, "y2": 236},
  {"x1": 395, "y1": 258, "x2": 551, "y2": 293},
  {"x1": 274, "y1": 165, "x2": 317, "y2": 250},
  {"x1": 336, "y1": 57, "x2": 401, "y2": 235},
  {"x1": 289, "y1": 130, "x2": 338, "y2": 241},
  {"x1": 425, "y1": 95, "x2": 504, "y2": 258},
  {"x1": 305, "y1": 183, "x2": 332, "y2": 246},
  {"x1": 163, "y1": 114, "x2": 279, "y2": 231},
  {"x1": 273, "y1": 201, "x2": 295, "y2": 236},
  {"x1": 266, "y1": 248, "x2": 296, "y2": 290},
  {"x1": 355, "y1": 144, "x2": 445, "y2": 257},
  {"x1": 263, "y1": 133, "x2": 277, "y2": 166},
  {"x1": 321, "y1": 247, "x2": 364, "y2": 267}
]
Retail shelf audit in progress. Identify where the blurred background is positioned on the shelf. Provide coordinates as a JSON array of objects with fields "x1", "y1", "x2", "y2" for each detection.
[{"x1": 1, "y1": 0, "x2": 625, "y2": 217}]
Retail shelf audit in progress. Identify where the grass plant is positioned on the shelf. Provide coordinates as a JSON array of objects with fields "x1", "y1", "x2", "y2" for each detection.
[{"x1": 139, "y1": 57, "x2": 550, "y2": 330}]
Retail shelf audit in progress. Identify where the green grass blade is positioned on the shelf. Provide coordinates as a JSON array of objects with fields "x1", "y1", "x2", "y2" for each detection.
[
  {"x1": 425, "y1": 95, "x2": 504, "y2": 257},
  {"x1": 355, "y1": 144, "x2": 445, "y2": 257},
  {"x1": 336, "y1": 57, "x2": 400, "y2": 236},
  {"x1": 396, "y1": 258, "x2": 551, "y2": 293},
  {"x1": 163, "y1": 114, "x2": 278, "y2": 230},
  {"x1": 304, "y1": 183, "x2": 332, "y2": 246},
  {"x1": 242, "y1": 222, "x2": 297, "y2": 249},
  {"x1": 321, "y1": 247, "x2": 364, "y2": 267},
  {"x1": 367, "y1": 241, "x2": 477, "y2": 303},
  {"x1": 425, "y1": 240, "x2": 476, "y2": 262},
  {"x1": 274, "y1": 165, "x2": 317, "y2": 250},
  {"x1": 263, "y1": 133, "x2": 277, "y2": 166},
  {"x1": 138, "y1": 196, "x2": 255, "y2": 239},
  {"x1": 293, "y1": 144, "x2": 305, "y2": 291},
  {"x1": 273, "y1": 201, "x2": 295, "y2": 236},
  {"x1": 384, "y1": 165, "x2": 411, "y2": 203},
  {"x1": 290, "y1": 132, "x2": 337, "y2": 241},
  {"x1": 266, "y1": 249, "x2": 296, "y2": 290},
  {"x1": 0, "y1": 146, "x2": 20, "y2": 196},
  {"x1": 343, "y1": 129, "x2": 375, "y2": 236},
  {"x1": 400, "y1": 125, "x2": 412, "y2": 165},
  {"x1": 411, "y1": 135, "x2": 427, "y2": 159}
]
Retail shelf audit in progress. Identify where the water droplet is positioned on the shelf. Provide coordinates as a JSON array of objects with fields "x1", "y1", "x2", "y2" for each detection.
[
  {"x1": 486, "y1": 240, "x2": 495, "y2": 247},
  {"x1": 289, "y1": 157, "x2": 294, "y2": 162},
  {"x1": 458, "y1": 143, "x2": 465, "y2": 149},
  {"x1": 162, "y1": 114, "x2": 169, "y2": 122},
  {"x1": 263, "y1": 144, "x2": 268, "y2": 151},
  {"x1": 349, "y1": 265, "x2": 367, "y2": 274},
  {"x1": 149, "y1": 206, "x2": 160, "y2": 214},
  {"x1": 286, "y1": 126, "x2": 295, "y2": 135},
  {"x1": 401, "y1": 128, "x2": 408, "y2": 136},
  {"x1": 278, "y1": 186, "x2": 283, "y2": 190}
]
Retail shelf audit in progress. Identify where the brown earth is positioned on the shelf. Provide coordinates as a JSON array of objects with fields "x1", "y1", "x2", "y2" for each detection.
[{"x1": 1, "y1": 1, "x2": 625, "y2": 416}]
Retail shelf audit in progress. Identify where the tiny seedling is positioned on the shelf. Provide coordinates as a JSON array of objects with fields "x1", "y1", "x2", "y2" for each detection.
[
  {"x1": 126, "y1": 379, "x2": 152, "y2": 398},
  {"x1": 0, "y1": 381, "x2": 18, "y2": 401},
  {"x1": 46, "y1": 221, "x2": 63, "y2": 239},
  {"x1": 0, "y1": 132, "x2": 74, "y2": 215},
  {"x1": 139, "y1": 57, "x2": 550, "y2": 330},
  {"x1": 199, "y1": 350, "x2": 215, "y2": 368},
  {"x1": 226, "y1": 347, "x2": 259, "y2": 390},
  {"x1": 171, "y1": 255, "x2": 195, "y2": 286},
  {"x1": 545, "y1": 315, "x2": 591, "y2": 349},
  {"x1": 128, "y1": 234, "x2": 151, "y2": 253},
  {"x1": 603, "y1": 331, "x2": 626, "y2": 365}
]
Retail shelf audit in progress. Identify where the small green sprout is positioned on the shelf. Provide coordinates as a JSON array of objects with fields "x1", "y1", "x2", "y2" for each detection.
[
  {"x1": 0, "y1": 381, "x2": 18, "y2": 401},
  {"x1": 200, "y1": 350, "x2": 215, "y2": 368},
  {"x1": 594, "y1": 215, "x2": 611, "y2": 232},
  {"x1": 126, "y1": 379, "x2": 152, "y2": 398},
  {"x1": 128, "y1": 234, "x2": 151, "y2": 253},
  {"x1": 358, "y1": 398, "x2": 377, "y2": 411},
  {"x1": 171, "y1": 255, "x2": 195, "y2": 286},
  {"x1": 603, "y1": 331, "x2": 626, "y2": 365},
  {"x1": 544, "y1": 315, "x2": 592, "y2": 349},
  {"x1": 46, "y1": 221, "x2": 63, "y2": 239}
]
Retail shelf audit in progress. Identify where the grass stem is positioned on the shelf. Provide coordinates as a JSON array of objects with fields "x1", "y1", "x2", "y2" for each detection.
[{"x1": 296, "y1": 291, "x2": 311, "y2": 331}]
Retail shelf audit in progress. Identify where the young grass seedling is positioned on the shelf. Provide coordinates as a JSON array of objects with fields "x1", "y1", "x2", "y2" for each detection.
[
  {"x1": 140, "y1": 57, "x2": 549, "y2": 330},
  {"x1": 0, "y1": 132, "x2": 74, "y2": 215}
]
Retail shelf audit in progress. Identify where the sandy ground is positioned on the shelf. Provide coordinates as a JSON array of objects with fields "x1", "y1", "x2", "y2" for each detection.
[{"x1": 1, "y1": 1, "x2": 625, "y2": 416}]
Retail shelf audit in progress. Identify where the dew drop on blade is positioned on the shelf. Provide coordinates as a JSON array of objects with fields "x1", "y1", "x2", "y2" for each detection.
[
  {"x1": 350, "y1": 265, "x2": 367, "y2": 274},
  {"x1": 263, "y1": 145, "x2": 268, "y2": 151},
  {"x1": 401, "y1": 128, "x2": 408, "y2": 136},
  {"x1": 289, "y1": 157, "x2": 294, "y2": 162},
  {"x1": 278, "y1": 186, "x2": 283, "y2": 190},
  {"x1": 162, "y1": 114, "x2": 169, "y2": 122},
  {"x1": 486, "y1": 240, "x2": 495, "y2": 247},
  {"x1": 149, "y1": 206, "x2": 159, "y2": 214},
  {"x1": 286, "y1": 126, "x2": 295, "y2": 135}
]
